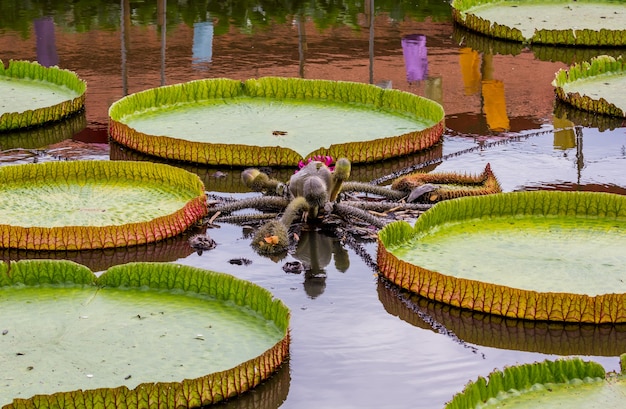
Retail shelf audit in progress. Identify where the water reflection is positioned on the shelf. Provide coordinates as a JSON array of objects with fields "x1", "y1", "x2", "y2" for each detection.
[
  {"x1": 292, "y1": 230, "x2": 349, "y2": 299},
  {"x1": 402, "y1": 34, "x2": 428, "y2": 82},
  {"x1": 213, "y1": 358, "x2": 290, "y2": 409},
  {"x1": 452, "y1": 24, "x2": 626, "y2": 64},
  {"x1": 459, "y1": 48, "x2": 510, "y2": 132},
  {"x1": 0, "y1": 232, "x2": 196, "y2": 273},
  {"x1": 0, "y1": 111, "x2": 86, "y2": 154},
  {"x1": 192, "y1": 20, "x2": 214, "y2": 69},
  {"x1": 109, "y1": 139, "x2": 444, "y2": 191},
  {"x1": 378, "y1": 278, "x2": 626, "y2": 357},
  {"x1": 34, "y1": 16, "x2": 59, "y2": 67}
]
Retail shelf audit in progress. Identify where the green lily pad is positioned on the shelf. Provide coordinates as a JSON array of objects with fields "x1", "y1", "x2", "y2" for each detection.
[
  {"x1": 1, "y1": 260, "x2": 290, "y2": 408},
  {"x1": 0, "y1": 160, "x2": 207, "y2": 250},
  {"x1": 553, "y1": 55, "x2": 626, "y2": 118},
  {"x1": 451, "y1": 0, "x2": 626, "y2": 46},
  {"x1": 378, "y1": 191, "x2": 626, "y2": 323},
  {"x1": 445, "y1": 357, "x2": 625, "y2": 408},
  {"x1": 0, "y1": 60, "x2": 86, "y2": 131},
  {"x1": 108, "y1": 77, "x2": 445, "y2": 167}
]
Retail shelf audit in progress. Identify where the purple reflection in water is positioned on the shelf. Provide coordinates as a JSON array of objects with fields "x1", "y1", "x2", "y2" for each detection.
[
  {"x1": 34, "y1": 17, "x2": 59, "y2": 67},
  {"x1": 401, "y1": 34, "x2": 428, "y2": 82}
]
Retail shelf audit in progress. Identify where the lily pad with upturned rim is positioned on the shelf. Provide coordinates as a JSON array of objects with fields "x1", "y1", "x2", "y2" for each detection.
[
  {"x1": 0, "y1": 60, "x2": 86, "y2": 132},
  {"x1": 553, "y1": 55, "x2": 626, "y2": 119},
  {"x1": 445, "y1": 357, "x2": 626, "y2": 408},
  {"x1": 0, "y1": 160, "x2": 207, "y2": 250},
  {"x1": 451, "y1": 0, "x2": 626, "y2": 46},
  {"x1": 377, "y1": 191, "x2": 626, "y2": 324},
  {"x1": 108, "y1": 77, "x2": 445, "y2": 167},
  {"x1": 1, "y1": 259, "x2": 290, "y2": 408}
]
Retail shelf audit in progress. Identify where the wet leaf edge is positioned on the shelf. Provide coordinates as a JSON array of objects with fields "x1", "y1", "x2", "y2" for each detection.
[
  {"x1": 444, "y1": 357, "x2": 611, "y2": 409},
  {"x1": 451, "y1": 0, "x2": 626, "y2": 46},
  {"x1": 108, "y1": 77, "x2": 445, "y2": 166},
  {"x1": 377, "y1": 191, "x2": 626, "y2": 324},
  {"x1": 1, "y1": 260, "x2": 290, "y2": 409},
  {"x1": 0, "y1": 161, "x2": 207, "y2": 250},
  {"x1": 552, "y1": 55, "x2": 626, "y2": 118},
  {"x1": 0, "y1": 60, "x2": 87, "y2": 132}
]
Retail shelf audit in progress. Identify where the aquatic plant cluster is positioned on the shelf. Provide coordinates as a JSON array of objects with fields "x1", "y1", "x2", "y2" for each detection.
[{"x1": 2, "y1": 2, "x2": 626, "y2": 403}]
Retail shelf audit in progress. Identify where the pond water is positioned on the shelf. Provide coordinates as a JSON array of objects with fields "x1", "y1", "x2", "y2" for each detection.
[{"x1": 1, "y1": 1, "x2": 626, "y2": 408}]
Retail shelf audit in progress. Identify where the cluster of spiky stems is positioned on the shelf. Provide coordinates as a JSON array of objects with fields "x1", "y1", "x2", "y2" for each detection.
[{"x1": 206, "y1": 157, "x2": 444, "y2": 256}]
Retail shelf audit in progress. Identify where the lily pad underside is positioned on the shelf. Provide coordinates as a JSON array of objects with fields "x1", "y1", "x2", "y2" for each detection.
[
  {"x1": 0, "y1": 260, "x2": 290, "y2": 409},
  {"x1": 445, "y1": 357, "x2": 626, "y2": 408},
  {"x1": 108, "y1": 77, "x2": 445, "y2": 167},
  {"x1": 0, "y1": 160, "x2": 207, "y2": 250},
  {"x1": 451, "y1": 0, "x2": 626, "y2": 46},
  {"x1": 0, "y1": 60, "x2": 86, "y2": 132},
  {"x1": 378, "y1": 191, "x2": 626, "y2": 323},
  {"x1": 391, "y1": 163, "x2": 501, "y2": 203},
  {"x1": 553, "y1": 55, "x2": 626, "y2": 118}
]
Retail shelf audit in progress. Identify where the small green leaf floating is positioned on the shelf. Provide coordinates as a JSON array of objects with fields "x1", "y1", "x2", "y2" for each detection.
[
  {"x1": 0, "y1": 259, "x2": 290, "y2": 408},
  {"x1": 445, "y1": 357, "x2": 626, "y2": 408},
  {"x1": 108, "y1": 77, "x2": 445, "y2": 166},
  {"x1": 378, "y1": 191, "x2": 626, "y2": 323},
  {"x1": 0, "y1": 60, "x2": 86, "y2": 131}
]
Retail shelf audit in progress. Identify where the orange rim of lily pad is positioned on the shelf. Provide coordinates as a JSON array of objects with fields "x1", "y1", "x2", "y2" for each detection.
[
  {"x1": 108, "y1": 77, "x2": 445, "y2": 167},
  {"x1": 378, "y1": 191, "x2": 626, "y2": 324},
  {"x1": 0, "y1": 60, "x2": 86, "y2": 132},
  {"x1": 1, "y1": 260, "x2": 290, "y2": 408},
  {"x1": 553, "y1": 55, "x2": 626, "y2": 119},
  {"x1": 0, "y1": 160, "x2": 207, "y2": 250},
  {"x1": 451, "y1": 0, "x2": 626, "y2": 46}
]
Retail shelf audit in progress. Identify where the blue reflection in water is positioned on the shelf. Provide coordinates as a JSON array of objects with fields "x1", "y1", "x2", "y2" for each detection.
[{"x1": 192, "y1": 20, "x2": 214, "y2": 69}]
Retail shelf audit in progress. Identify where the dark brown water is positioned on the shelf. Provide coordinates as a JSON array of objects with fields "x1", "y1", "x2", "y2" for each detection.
[{"x1": 1, "y1": 1, "x2": 626, "y2": 408}]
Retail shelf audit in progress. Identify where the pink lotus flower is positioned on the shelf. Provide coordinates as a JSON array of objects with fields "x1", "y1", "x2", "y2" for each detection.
[{"x1": 297, "y1": 155, "x2": 334, "y2": 172}]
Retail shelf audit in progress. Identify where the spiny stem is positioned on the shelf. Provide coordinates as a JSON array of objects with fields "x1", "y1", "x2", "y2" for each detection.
[
  {"x1": 210, "y1": 196, "x2": 289, "y2": 214},
  {"x1": 333, "y1": 203, "x2": 387, "y2": 229},
  {"x1": 341, "y1": 181, "x2": 406, "y2": 200}
]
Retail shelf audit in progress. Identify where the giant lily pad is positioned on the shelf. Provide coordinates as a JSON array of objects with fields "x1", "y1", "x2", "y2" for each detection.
[
  {"x1": 553, "y1": 55, "x2": 626, "y2": 118},
  {"x1": 108, "y1": 77, "x2": 445, "y2": 167},
  {"x1": 451, "y1": 0, "x2": 626, "y2": 46},
  {"x1": 0, "y1": 60, "x2": 86, "y2": 131},
  {"x1": 0, "y1": 160, "x2": 207, "y2": 250},
  {"x1": 0, "y1": 260, "x2": 290, "y2": 408},
  {"x1": 378, "y1": 191, "x2": 626, "y2": 323},
  {"x1": 445, "y1": 357, "x2": 626, "y2": 408}
]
